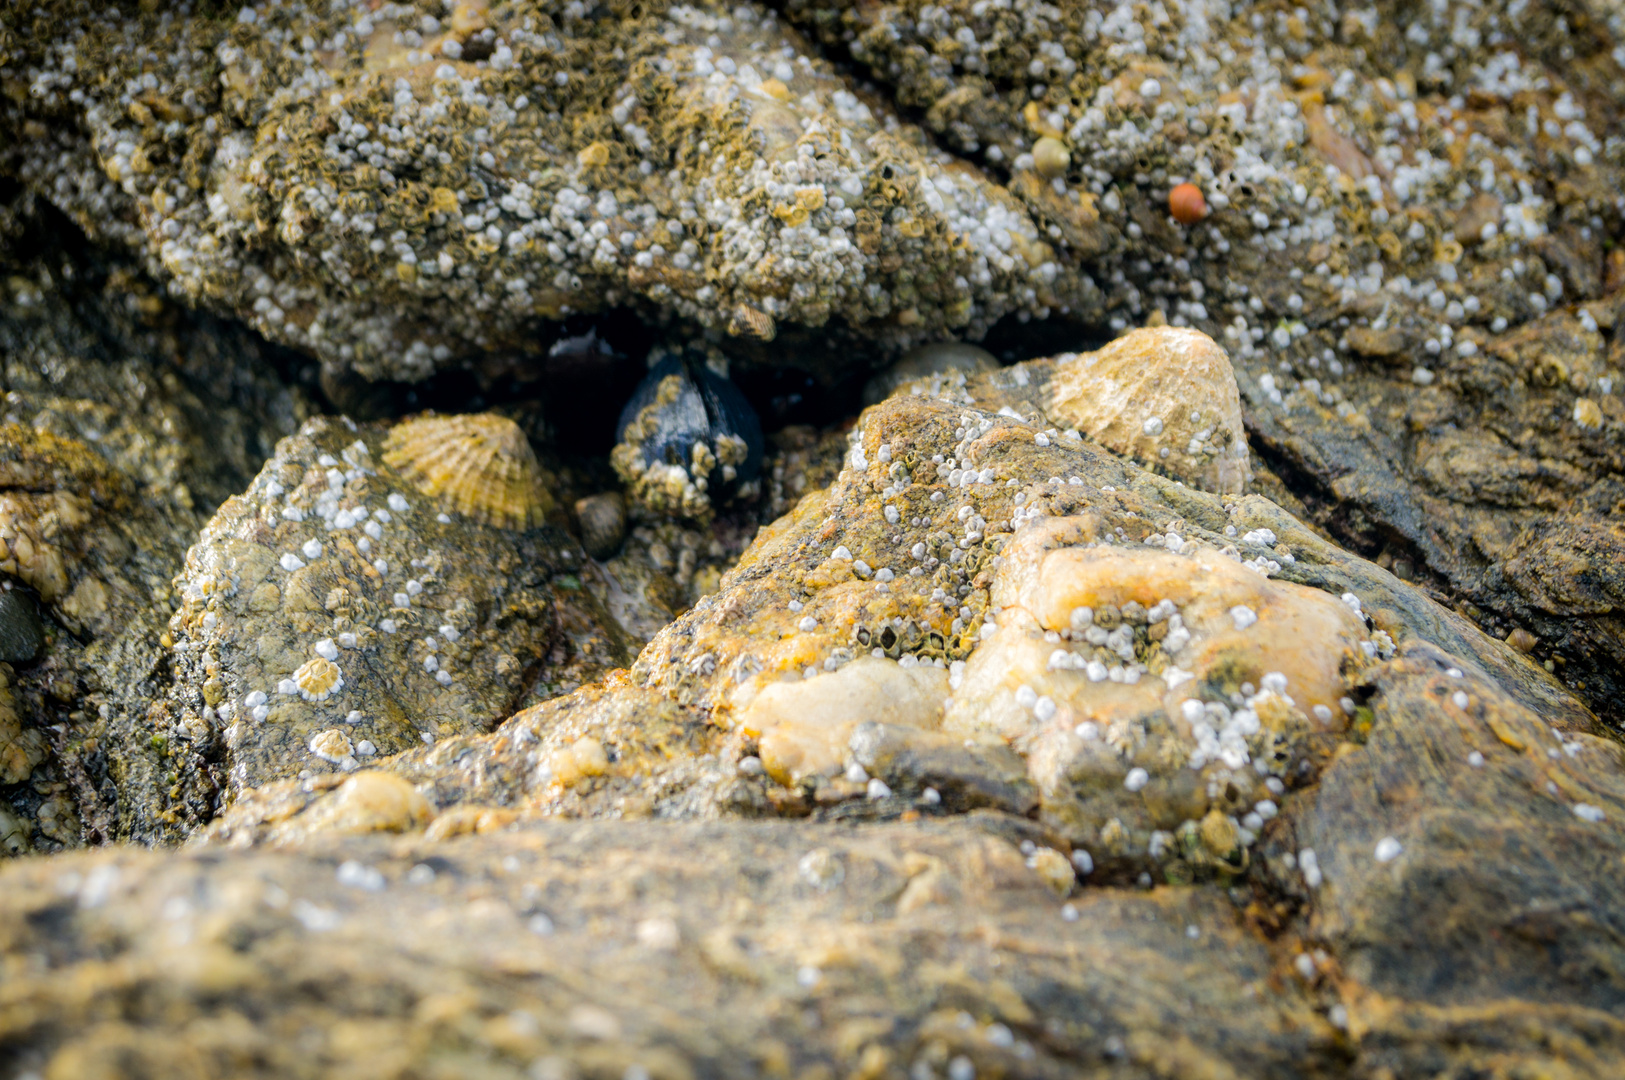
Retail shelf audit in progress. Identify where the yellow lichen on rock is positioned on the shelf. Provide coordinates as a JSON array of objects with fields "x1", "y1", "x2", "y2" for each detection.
[
  {"x1": 0, "y1": 492, "x2": 89, "y2": 602},
  {"x1": 0, "y1": 669, "x2": 44, "y2": 786},
  {"x1": 1049, "y1": 327, "x2": 1252, "y2": 494},
  {"x1": 382, "y1": 413, "x2": 552, "y2": 530}
]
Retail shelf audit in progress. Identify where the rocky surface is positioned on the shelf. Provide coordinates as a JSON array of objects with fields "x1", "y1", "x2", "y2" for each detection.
[
  {"x1": 0, "y1": 186, "x2": 309, "y2": 852},
  {"x1": 160, "y1": 410, "x2": 636, "y2": 843},
  {"x1": 0, "y1": 0, "x2": 1099, "y2": 382},
  {"x1": 6, "y1": 0, "x2": 1622, "y2": 723},
  {"x1": 2, "y1": 0, "x2": 1625, "y2": 1074}
]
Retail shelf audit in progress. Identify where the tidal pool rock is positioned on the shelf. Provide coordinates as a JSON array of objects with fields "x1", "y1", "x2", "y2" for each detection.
[
  {"x1": 742, "y1": 656, "x2": 949, "y2": 786},
  {"x1": 0, "y1": 0, "x2": 1099, "y2": 381},
  {"x1": 13, "y1": 391, "x2": 1622, "y2": 1078},
  {"x1": 163, "y1": 414, "x2": 634, "y2": 812},
  {"x1": 573, "y1": 492, "x2": 626, "y2": 560},
  {"x1": 0, "y1": 587, "x2": 43, "y2": 664},
  {"x1": 1049, "y1": 327, "x2": 1252, "y2": 495}
]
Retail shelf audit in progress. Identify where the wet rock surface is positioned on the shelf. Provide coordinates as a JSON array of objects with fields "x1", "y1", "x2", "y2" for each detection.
[
  {"x1": 2, "y1": 0, "x2": 1625, "y2": 1074},
  {"x1": 0, "y1": 187, "x2": 308, "y2": 851},
  {"x1": 163, "y1": 412, "x2": 635, "y2": 829}
]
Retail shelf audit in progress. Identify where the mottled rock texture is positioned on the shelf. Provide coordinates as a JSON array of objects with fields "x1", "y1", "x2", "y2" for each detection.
[
  {"x1": 0, "y1": 186, "x2": 308, "y2": 851},
  {"x1": 2, "y1": 0, "x2": 1625, "y2": 1074}
]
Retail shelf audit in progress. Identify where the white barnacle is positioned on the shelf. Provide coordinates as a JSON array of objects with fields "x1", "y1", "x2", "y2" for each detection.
[
  {"x1": 280, "y1": 553, "x2": 306, "y2": 572},
  {"x1": 1124, "y1": 767, "x2": 1150, "y2": 792},
  {"x1": 1374, "y1": 836, "x2": 1403, "y2": 863},
  {"x1": 315, "y1": 638, "x2": 339, "y2": 661},
  {"x1": 1230, "y1": 605, "x2": 1258, "y2": 630},
  {"x1": 388, "y1": 493, "x2": 409, "y2": 513}
]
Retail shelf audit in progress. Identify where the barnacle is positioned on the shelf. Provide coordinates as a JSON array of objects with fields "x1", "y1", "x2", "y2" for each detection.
[{"x1": 293, "y1": 657, "x2": 345, "y2": 703}]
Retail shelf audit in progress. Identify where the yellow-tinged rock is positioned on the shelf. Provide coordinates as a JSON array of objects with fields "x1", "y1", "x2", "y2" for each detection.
[
  {"x1": 301, "y1": 771, "x2": 433, "y2": 836},
  {"x1": 746, "y1": 658, "x2": 949, "y2": 785}
]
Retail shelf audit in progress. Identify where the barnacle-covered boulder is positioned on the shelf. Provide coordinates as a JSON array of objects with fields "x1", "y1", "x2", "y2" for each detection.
[
  {"x1": 0, "y1": 0, "x2": 1101, "y2": 382},
  {"x1": 65, "y1": 387, "x2": 1625, "y2": 1080},
  {"x1": 161, "y1": 413, "x2": 635, "y2": 827}
]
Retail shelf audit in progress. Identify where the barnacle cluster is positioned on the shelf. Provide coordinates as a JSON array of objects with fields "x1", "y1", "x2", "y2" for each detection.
[{"x1": 1, "y1": 0, "x2": 1100, "y2": 382}]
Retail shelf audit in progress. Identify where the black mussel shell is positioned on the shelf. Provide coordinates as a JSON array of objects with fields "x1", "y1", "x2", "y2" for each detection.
[{"x1": 616, "y1": 352, "x2": 763, "y2": 500}]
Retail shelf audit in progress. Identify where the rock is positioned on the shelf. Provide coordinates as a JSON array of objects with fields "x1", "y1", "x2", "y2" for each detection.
[
  {"x1": 162, "y1": 414, "x2": 635, "y2": 819},
  {"x1": 0, "y1": 587, "x2": 43, "y2": 663},
  {"x1": 207, "y1": 769, "x2": 434, "y2": 848},
  {"x1": 573, "y1": 492, "x2": 626, "y2": 560},
  {"x1": 861, "y1": 341, "x2": 998, "y2": 407},
  {"x1": 0, "y1": 187, "x2": 307, "y2": 848},
  {"x1": 767, "y1": 0, "x2": 1625, "y2": 727},
  {"x1": 743, "y1": 656, "x2": 949, "y2": 786},
  {"x1": 0, "y1": 0, "x2": 1101, "y2": 381},
  {"x1": 847, "y1": 720, "x2": 1037, "y2": 815},
  {"x1": 1047, "y1": 327, "x2": 1252, "y2": 495}
]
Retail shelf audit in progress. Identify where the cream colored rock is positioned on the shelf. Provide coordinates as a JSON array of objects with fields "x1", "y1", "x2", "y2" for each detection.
[
  {"x1": 1049, "y1": 327, "x2": 1252, "y2": 494},
  {"x1": 299, "y1": 771, "x2": 434, "y2": 837},
  {"x1": 742, "y1": 658, "x2": 950, "y2": 785},
  {"x1": 944, "y1": 515, "x2": 1374, "y2": 872}
]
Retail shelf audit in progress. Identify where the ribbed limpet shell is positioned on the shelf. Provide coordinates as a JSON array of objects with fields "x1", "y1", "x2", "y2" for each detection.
[
  {"x1": 1048, "y1": 327, "x2": 1252, "y2": 495},
  {"x1": 382, "y1": 413, "x2": 552, "y2": 530}
]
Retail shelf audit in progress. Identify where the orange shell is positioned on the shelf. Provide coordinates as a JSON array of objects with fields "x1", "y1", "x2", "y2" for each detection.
[
  {"x1": 382, "y1": 413, "x2": 552, "y2": 530},
  {"x1": 1169, "y1": 183, "x2": 1207, "y2": 225}
]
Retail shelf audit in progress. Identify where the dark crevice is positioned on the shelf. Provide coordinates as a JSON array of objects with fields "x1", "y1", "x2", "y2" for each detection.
[{"x1": 1247, "y1": 427, "x2": 1457, "y2": 605}]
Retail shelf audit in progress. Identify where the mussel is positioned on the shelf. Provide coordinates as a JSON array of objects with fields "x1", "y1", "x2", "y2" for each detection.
[{"x1": 611, "y1": 351, "x2": 763, "y2": 518}]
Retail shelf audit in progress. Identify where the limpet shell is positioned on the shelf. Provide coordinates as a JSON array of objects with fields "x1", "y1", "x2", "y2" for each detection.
[
  {"x1": 1049, "y1": 327, "x2": 1252, "y2": 494},
  {"x1": 382, "y1": 413, "x2": 552, "y2": 530}
]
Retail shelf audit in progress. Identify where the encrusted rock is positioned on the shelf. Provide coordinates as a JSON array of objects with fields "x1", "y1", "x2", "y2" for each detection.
[
  {"x1": 0, "y1": 0, "x2": 1101, "y2": 381},
  {"x1": 742, "y1": 656, "x2": 949, "y2": 786},
  {"x1": 163, "y1": 415, "x2": 634, "y2": 812},
  {"x1": 573, "y1": 492, "x2": 626, "y2": 560}
]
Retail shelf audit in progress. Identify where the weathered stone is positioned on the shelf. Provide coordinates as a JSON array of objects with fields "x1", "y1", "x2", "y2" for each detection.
[{"x1": 163, "y1": 414, "x2": 636, "y2": 824}]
